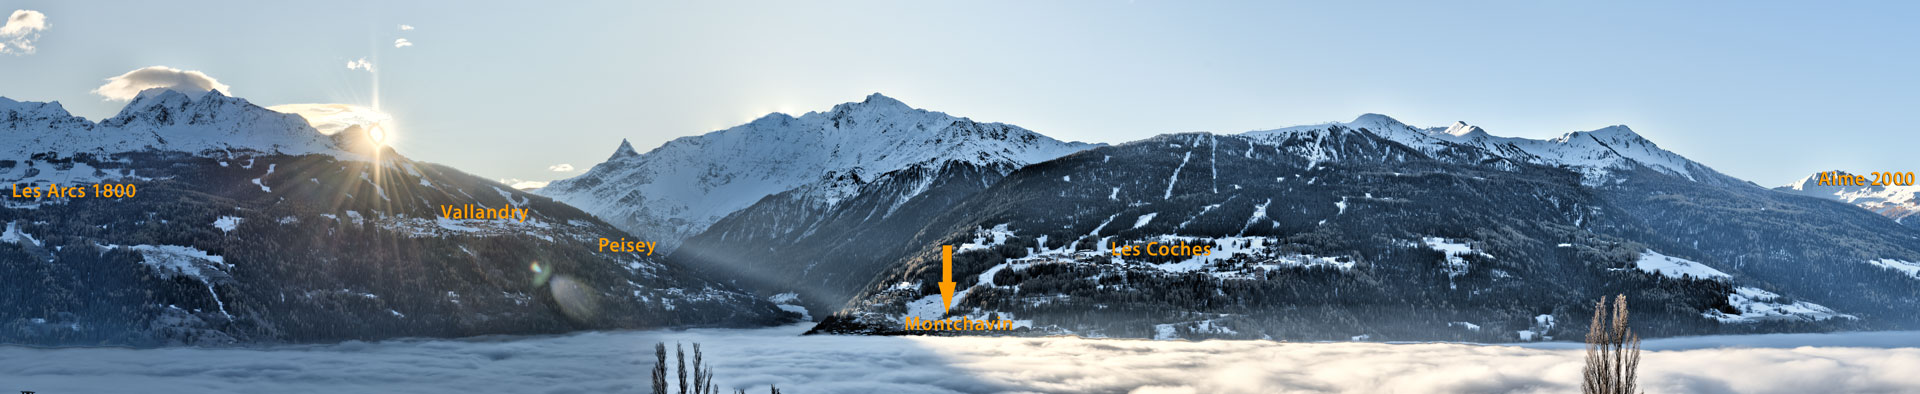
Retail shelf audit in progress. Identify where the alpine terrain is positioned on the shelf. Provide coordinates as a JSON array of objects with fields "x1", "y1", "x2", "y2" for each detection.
[
  {"x1": 538, "y1": 94, "x2": 1098, "y2": 313},
  {"x1": 806, "y1": 114, "x2": 1920, "y2": 341},
  {"x1": 1777, "y1": 171, "x2": 1920, "y2": 230},
  {"x1": 533, "y1": 96, "x2": 1920, "y2": 342},
  {"x1": 0, "y1": 88, "x2": 794, "y2": 346}
]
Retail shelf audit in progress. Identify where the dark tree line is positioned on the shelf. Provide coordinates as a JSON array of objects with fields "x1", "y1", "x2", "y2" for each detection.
[{"x1": 648, "y1": 342, "x2": 778, "y2": 394}]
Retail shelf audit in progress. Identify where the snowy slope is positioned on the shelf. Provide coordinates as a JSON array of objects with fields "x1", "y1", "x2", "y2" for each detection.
[
  {"x1": 538, "y1": 93, "x2": 1098, "y2": 252},
  {"x1": 1243, "y1": 114, "x2": 1743, "y2": 187},
  {"x1": 1431, "y1": 124, "x2": 1717, "y2": 186},
  {"x1": 1245, "y1": 113, "x2": 1456, "y2": 159},
  {"x1": 1631, "y1": 249, "x2": 1730, "y2": 280},
  {"x1": 1776, "y1": 171, "x2": 1920, "y2": 225},
  {"x1": 1704, "y1": 287, "x2": 1854, "y2": 323},
  {"x1": 2, "y1": 89, "x2": 342, "y2": 159}
]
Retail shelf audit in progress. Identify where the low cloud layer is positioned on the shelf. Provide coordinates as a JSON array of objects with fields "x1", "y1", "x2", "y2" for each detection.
[
  {"x1": 0, "y1": 325, "x2": 1914, "y2": 393},
  {"x1": 549, "y1": 164, "x2": 575, "y2": 172},
  {"x1": 498, "y1": 178, "x2": 549, "y2": 190},
  {"x1": 92, "y1": 66, "x2": 232, "y2": 101},
  {"x1": 916, "y1": 333, "x2": 1920, "y2": 394},
  {"x1": 267, "y1": 104, "x2": 391, "y2": 136},
  {"x1": 0, "y1": 9, "x2": 47, "y2": 55}
]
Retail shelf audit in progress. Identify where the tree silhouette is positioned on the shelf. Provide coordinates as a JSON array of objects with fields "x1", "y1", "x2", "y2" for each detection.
[
  {"x1": 652, "y1": 342, "x2": 774, "y2": 394},
  {"x1": 1583, "y1": 295, "x2": 1641, "y2": 394},
  {"x1": 651, "y1": 343, "x2": 668, "y2": 394},
  {"x1": 677, "y1": 344, "x2": 688, "y2": 394}
]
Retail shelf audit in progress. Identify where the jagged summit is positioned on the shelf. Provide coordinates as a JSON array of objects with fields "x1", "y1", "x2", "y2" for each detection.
[
  {"x1": 818, "y1": 92, "x2": 931, "y2": 124},
  {"x1": 858, "y1": 92, "x2": 908, "y2": 108},
  {"x1": 0, "y1": 96, "x2": 72, "y2": 117},
  {"x1": 1245, "y1": 114, "x2": 1737, "y2": 187},
  {"x1": 539, "y1": 93, "x2": 1099, "y2": 253},
  {"x1": 105, "y1": 88, "x2": 248, "y2": 127},
  {"x1": 609, "y1": 138, "x2": 640, "y2": 160},
  {"x1": 0, "y1": 96, "x2": 89, "y2": 130},
  {"x1": 129, "y1": 86, "x2": 228, "y2": 106},
  {"x1": 2, "y1": 88, "x2": 343, "y2": 159},
  {"x1": 1784, "y1": 170, "x2": 1858, "y2": 191},
  {"x1": 1776, "y1": 170, "x2": 1920, "y2": 226},
  {"x1": 1780, "y1": 169, "x2": 1917, "y2": 200},
  {"x1": 1441, "y1": 121, "x2": 1489, "y2": 138}
]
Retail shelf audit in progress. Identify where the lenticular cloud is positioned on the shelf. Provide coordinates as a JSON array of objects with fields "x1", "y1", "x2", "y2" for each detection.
[{"x1": 92, "y1": 66, "x2": 233, "y2": 101}]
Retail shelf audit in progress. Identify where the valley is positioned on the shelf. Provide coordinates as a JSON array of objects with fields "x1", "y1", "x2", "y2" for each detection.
[
  {"x1": 3, "y1": 89, "x2": 1916, "y2": 346},
  {"x1": 5, "y1": 2, "x2": 1916, "y2": 392},
  {"x1": 529, "y1": 99, "x2": 1920, "y2": 343}
]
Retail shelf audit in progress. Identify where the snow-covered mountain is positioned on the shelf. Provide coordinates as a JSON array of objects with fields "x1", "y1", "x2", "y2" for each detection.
[
  {"x1": 1244, "y1": 113, "x2": 1457, "y2": 160},
  {"x1": 1244, "y1": 114, "x2": 1748, "y2": 187},
  {"x1": 538, "y1": 93, "x2": 1097, "y2": 253},
  {"x1": 3, "y1": 89, "x2": 340, "y2": 159},
  {"x1": 1778, "y1": 171, "x2": 1920, "y2": 228},
  {"x1": 0, "y1": 90, "x2": 793, "y2": 346},
  {"x1": 813, "y1": 118, "x2": 1920, "y2": 341}
]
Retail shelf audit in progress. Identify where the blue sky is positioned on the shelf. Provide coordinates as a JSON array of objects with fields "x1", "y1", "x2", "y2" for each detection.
[{"x1": 2, "y1": 1, "x2": 1915, "y2": 186}]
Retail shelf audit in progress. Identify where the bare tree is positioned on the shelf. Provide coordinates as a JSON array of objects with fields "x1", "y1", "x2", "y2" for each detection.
[
  {"x1": 652, "y1": 343, "x2": 668, "y2": 394},
  {"x1": 1583, "y1": 294, "x2": 1642, "y2": 394},
  {"x1": 693, "y1": 343, "x2": 713, "y2": 394},
  {"x1": 677, "y1": 343, "x2": 689, "y2": 394},
  {"x1": 654, "y1": 341, "x2": 775, "y2": 394}
]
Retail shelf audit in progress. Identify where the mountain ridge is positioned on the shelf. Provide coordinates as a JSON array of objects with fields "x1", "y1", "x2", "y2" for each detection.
[
  {"x1": 809, "y1": 125, "x2": 1920, "y2": 340},
  {"x1": 1777, "y1": 170, "x2": 1920, "y2": 229},
  {"x1": 1244, "y1": 114, "x2": 1748, "y2": 188},
  {"x1": 536, "y1": 93, "x2": 1101, "y2": 254},
  {"x1": 0, "y1": 89, "x2": 795, "y2": 346},
  {"x1": 539, "y1": 101, "x2": 1919, "y2": 340},
  {"x1": 3, "y1": 89, "x2": 345, "y2": 160}
]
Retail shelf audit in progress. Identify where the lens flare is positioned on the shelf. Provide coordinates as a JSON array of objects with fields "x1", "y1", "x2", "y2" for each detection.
[
  {"x1": 368, "y1": 124, "x2": 389, "y2": 146},
  {"x1": 549, "y1": 275, "x2": 601, "y2": 323},
  {"x1": 529, "y1": 261, "x2": 553, "y2": 287}
]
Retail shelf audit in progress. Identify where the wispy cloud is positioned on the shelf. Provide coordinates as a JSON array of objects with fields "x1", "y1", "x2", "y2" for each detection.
[
  {"x1": 393, "y1": 38, "x2": 413, "y2": 48},
  {"x1": 91, "y1": 66, "x2": 232, "y2": 101},
  {"x1": 346, "y1": 57, "x2": 373, "y2": 72},
  {"x1": 398, "y1": 24, "x2": 415, "y2": 31},
  {"x1": 0, "y1": 9, "x2": 49, "y2": 55},
  {"x1": 548, "y1": 164, "x2": 575, "y2": 172}
]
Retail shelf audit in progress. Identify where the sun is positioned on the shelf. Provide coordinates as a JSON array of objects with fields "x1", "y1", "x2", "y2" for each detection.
[{"x1": 367, "y1": 123, "x2": 389, "y2": 146}]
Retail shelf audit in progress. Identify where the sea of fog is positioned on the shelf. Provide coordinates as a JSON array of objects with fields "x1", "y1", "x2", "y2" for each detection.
[{"x1": 1, "y1": 324, "x2": 1917, "y2": 394}]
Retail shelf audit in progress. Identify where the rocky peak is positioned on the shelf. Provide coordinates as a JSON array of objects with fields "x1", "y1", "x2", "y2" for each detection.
[
  {"x1": 0, "y1": 97, "x2": 89, "y2": 130},
  {"x1": 609, "y1": 138, "x2": 640, "y2": 160}
]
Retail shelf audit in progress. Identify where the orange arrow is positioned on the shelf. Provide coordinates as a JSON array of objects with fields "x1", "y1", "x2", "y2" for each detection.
[{"x1": 939, "y1": 245, "x2": 956, "y2": 313}]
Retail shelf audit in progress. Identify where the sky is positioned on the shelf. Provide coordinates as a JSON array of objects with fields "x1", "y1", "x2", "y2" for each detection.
[{"x1": 1, "y1": 1, "x2": 1915, "y2": 187}]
